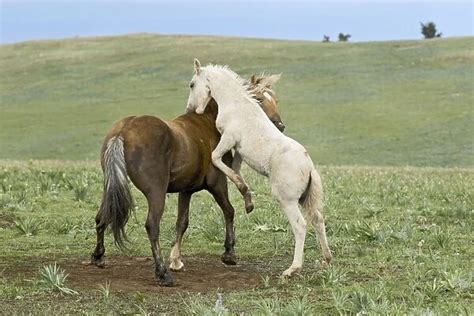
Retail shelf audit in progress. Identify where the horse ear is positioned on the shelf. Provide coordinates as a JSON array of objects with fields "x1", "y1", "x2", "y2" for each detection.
[
  {"x1": 250, "y1": 74, "x2": 258, "y2": 85},
  {"x1": 261, "y1": 74, "x2": 281, "y2": 88},
  {"x1": 194, "y1": 59, "x2": 201, "y2": 75}
]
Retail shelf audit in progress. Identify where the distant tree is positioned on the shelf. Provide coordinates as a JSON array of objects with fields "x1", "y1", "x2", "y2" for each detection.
[
  {"x1": 338, "y1": 33, "x2": 351, "y2": 42},
  {"x1": 322, "y1": 35, "x2": 330, "y2": 43},
  {"x1": 421, "y1": 22, "x2": 442, "y2": 39}
]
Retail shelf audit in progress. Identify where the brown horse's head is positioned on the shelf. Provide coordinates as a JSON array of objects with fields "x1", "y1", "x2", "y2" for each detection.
[{"x1": 249, "y1": 74, "x2": 285, "y2": 132}]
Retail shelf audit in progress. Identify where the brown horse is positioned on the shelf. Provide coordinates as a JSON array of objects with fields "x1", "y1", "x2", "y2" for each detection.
[{"x1": 90, "y1": 74, "x2": 283, "y2": 286}]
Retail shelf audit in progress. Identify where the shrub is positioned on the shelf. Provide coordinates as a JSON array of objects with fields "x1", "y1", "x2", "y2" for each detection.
[
  {"x1": 338, "y1": 33, "x2": 351, "y2": 42},
  {"x1": 421, "y1": 22, "x2": 442, "y2": 39}
]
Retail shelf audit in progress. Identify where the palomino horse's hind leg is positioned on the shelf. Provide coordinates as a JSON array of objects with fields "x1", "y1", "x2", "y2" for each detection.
[
  {"x1": 278, "y1": 199, "x2": 307, "y2": 277},
  {"x1": 145, "y1": 189, "x2": 174, "y2": 286},
  {"x1": 209, "y1": 181, "x2": 237, "y2": 265},
  {"x1": 90, "y1": 212, "x2": 107, "y2": 267},
  {"x1": 312, "y1": 208, "x2": 332, "y2": 265},
  {"x1": 169, "y1": 192, "x2": 192, "y2": 271}
]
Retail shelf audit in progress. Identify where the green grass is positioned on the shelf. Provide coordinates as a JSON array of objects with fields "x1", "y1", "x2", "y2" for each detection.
[
  {"x1": 0, "y1": 161, "x2": 472, "y2": 314},
  {"x1": 1, "y1": 35, "x2": 473, "y2": 166},
  {"x1": 0, "y1": 34, "x2": 472, "y2": 313}
]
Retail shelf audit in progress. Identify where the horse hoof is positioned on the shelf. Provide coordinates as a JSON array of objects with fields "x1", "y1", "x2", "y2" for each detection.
[
  {"x1": 245, "y1": 202, "x2": 254, "y2": 214},
  {"x1": 322, "y1": 256, "x2": 332, "y2": 267},
  {"x1": 90, "y1": 255, "x2": 106, "y2": 268},
  {"x1": 221, "y1": 253, "x2": 237, "y2": 265},
  {"x1": 92, "y1": 262, "x2": 106, "y2": 269},
  {"x1": 157, "y1": 273, "x2": 174, "y2": 287},
  {"x1": 169, "y1": 260, "x2": 185, "y2": 271},
  {"x1": 282, "y1": 266, "x2": 301, "y2": 277}
]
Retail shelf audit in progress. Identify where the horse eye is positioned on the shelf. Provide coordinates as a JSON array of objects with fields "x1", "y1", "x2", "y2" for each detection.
[{"x1": 189, "y1": 82, "x2": 195, "y2": 89}]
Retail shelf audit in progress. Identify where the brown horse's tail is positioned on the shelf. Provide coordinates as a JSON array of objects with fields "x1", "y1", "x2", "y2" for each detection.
[{"x1": 98, "y1": 135, "x2": 133, "y2": 248}]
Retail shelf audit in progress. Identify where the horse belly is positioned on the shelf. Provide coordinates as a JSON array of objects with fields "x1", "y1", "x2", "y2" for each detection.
[
  {"x1": 272, "y1": 141, "x2": 312, "y2": 179},
  {"x1": 238, "y1": 146, "x2": 271, "y2": 177},
  {"x1": 167, "y1": 152, "x2": 208, "y2": 192}
]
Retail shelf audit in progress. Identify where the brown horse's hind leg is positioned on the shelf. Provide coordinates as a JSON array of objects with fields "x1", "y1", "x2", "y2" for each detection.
[
  {"x1": 91, "y1": 212, "x2": 107, "y2": 268},
  {"x1": 169, "y1": 192, "x2": 192, "y2": 271},
  {"x1": 145, "y1": 189, "x2": 174, "y2": 286},
  {"x1": 209, "y1": 180, "x2": 237, "y2": 265}
]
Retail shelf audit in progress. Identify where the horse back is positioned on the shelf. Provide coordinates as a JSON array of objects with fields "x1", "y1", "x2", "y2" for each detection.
[{"x1": 102, "y1": 113, "x2": 221, "y2": 194}]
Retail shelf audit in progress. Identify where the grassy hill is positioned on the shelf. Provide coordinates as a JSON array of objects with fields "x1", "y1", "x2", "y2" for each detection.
[{"x1": 0, "y1": 34, "x2": 473, "y2": 166}]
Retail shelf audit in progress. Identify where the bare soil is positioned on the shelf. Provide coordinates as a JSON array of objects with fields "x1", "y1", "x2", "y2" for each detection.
[
  {"x1": 0, "y1": 214, "x2": 15, "y2": 228},
  {"x1": 4, "y1": 255, "x2": 267, "y2": 294}
]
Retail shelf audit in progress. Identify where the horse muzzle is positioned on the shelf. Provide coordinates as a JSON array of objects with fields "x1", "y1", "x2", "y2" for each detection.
[
  {"x1": 277, "y1": 121, "x2": 285, "y2": 132},
  {"x1": 195, "y1": 107, "x2": 205, "y2": 115}
]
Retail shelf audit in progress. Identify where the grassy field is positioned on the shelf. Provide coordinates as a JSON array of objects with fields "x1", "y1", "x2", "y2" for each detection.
[
  {"x1": 0, "y1": 35, "x2": 473, "y2": 166},
  {"x1": 0, "y1": 161, "x2": 472, "y2": 314},
  {"x1": 0, "y1": 35, "x2": 473, "y2": 314}
]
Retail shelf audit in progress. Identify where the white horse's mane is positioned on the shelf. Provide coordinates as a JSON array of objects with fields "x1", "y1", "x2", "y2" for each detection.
[
  {"x1": 204, "y1": 64, "x2": 249, "y2": 88},
  {"x1": 204, "y1": 65, "x2": 276, "y2": 99},
  {"x1": 204, "y1": 64, "x2": 277, "y2": 102}
]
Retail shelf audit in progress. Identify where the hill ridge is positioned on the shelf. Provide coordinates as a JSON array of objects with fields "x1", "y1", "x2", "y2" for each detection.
[{"x1": 1, "y1": 35, "x2": 473, "y2": 166}]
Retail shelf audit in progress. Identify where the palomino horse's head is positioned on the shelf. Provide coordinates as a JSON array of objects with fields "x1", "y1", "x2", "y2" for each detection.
[
  {"x1": 249, "y1": 74, "x2": 285, "y2": 132},
  {"x1": 186, "y1": 59, "x2": 212, "y2": 115},
  {"x1": 187, "y1": 59, "x2": 285, "y2": 132}
]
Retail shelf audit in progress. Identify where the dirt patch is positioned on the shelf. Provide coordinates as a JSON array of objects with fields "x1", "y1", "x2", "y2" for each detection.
[
  {"x1": 4, "y1": 255, "x2": 268, "y2": 294},
  {"x1": 0, "y1": 213, "x2": 15, "y2": 228}
]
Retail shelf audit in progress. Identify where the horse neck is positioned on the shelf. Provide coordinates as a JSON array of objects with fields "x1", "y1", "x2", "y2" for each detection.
[{"x1": 209, "y1": 75, "x2": 252, "y2": 114}]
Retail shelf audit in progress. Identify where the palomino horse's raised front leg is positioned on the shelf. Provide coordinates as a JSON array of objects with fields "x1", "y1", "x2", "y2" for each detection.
[
  {"x1": 211, "y1": 135, "x2": 254, "y2": 213},
  {"x1": 169, "y1": 192, "x2": 192, "y2": 271},
  {"x1": 231, "y1": 152, "x2": 243, "y2": 174}
]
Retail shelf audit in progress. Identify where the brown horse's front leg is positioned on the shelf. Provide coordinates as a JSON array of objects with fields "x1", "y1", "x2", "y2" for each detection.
[
  {"x1": 209, "y1": 179, "x2": 237, "y2": 265},
  {"x1": 145, "y1": 191, "x2": 173, "y2": 286},
  {"x1": 169, "y1": 192, "x2": 192, "y2": 271}
]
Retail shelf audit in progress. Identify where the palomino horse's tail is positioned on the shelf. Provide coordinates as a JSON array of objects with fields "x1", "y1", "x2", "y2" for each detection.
[
  {"x1": 98, "y1": 136, "x2": 133, "y2": 248},
  {"x1": 301, "y1": 168, "x2": 332, "y2": 263}
]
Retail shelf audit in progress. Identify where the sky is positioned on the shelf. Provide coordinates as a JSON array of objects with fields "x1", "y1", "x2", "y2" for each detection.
[{"x1": 0, "y1": 0, "x2": 473, "y2": 44}]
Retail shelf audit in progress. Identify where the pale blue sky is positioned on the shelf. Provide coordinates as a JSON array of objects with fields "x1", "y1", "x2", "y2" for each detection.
[{"x1": 1, "y1": 0, "x2": 472, "y2": 44}]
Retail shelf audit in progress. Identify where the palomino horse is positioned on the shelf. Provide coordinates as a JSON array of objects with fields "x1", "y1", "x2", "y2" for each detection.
[
  {"x1": 186, "y1": 60, "x2": 332, "y2": 277},
  {"x1": 90, "y1": 74, "x2": 284, "y2": 286}
]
